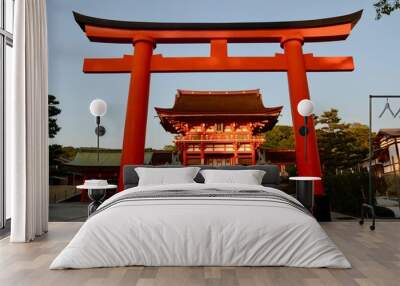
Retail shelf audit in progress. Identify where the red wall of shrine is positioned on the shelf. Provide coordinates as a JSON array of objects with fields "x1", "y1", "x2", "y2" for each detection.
[{"x1": 176, "y1": 122, "x2": 262, "y2": 166}]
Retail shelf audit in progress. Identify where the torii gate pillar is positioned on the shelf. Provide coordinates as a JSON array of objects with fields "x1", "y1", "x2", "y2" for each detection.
[
  {"x1": 118, "y1": 37, "x2": 154, "y2": 190},
  {"x1": 283, "y1": 37, "x2": 323, "y2": 193}
]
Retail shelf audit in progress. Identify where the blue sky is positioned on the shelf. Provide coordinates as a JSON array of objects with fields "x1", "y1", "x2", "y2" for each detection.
[{"x1": 47, "y1": 0, "x2": 400, "y2": 149}]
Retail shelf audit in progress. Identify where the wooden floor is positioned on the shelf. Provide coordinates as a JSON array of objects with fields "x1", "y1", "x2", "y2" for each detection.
[{"x1": 0, "y1": 222, "x2": 399, "y2": 286}]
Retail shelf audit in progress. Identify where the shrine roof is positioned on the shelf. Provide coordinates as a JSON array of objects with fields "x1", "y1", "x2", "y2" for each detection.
[
  {"x1": 260, "y1": 147, "x2": 296, "y2": 164},
  {"x1": 376, "y1": 128, "x2": 400, "y2": 138},
  {"x1": 155, "y1": 89, "x2": 282, "y2": 134},
  {"x1": 65, "y1": 149, "x2": 173, "y2": 166},
  {"x1": 155, "y1": 89, "x2": 282, "y2": 115},
  {"x1": 66, "y1": 149, "x2": 121, "y2": 167},
  {"x1": 374, "y1": 128, "x2": 400, "y2": 146},
  {"x1": 73, "y1": 10, "x2": 362, "y2": 32}
]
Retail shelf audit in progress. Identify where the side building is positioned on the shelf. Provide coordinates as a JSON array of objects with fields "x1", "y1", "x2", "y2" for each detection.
[
  {"x1": 359, "y1": 128, "x2": 400, "y2": 176},
  {"x1": 52, "y1": 148, "x2": 177, "y2": 202}
]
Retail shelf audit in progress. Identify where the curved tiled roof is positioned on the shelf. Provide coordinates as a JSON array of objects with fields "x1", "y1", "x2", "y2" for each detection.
[
  {"x1": 155, "y1": 89, "x2": 282, "y2": 134},
  {"x1": 155, "y1": 89, "x2": 282, "y2": 115},
  {"x1": 73, "y1": 10, "x2": 362, "y2": 32}
]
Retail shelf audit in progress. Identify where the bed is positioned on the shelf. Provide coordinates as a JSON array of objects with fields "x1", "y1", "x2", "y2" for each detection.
[{"x1": 50, "y1": 165, "x2": 350, "y2": 269}]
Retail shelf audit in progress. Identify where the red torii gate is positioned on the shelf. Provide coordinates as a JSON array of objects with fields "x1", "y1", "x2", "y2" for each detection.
[{"x1": 74, "y1": 10, "x2": 362, "y2": 195}]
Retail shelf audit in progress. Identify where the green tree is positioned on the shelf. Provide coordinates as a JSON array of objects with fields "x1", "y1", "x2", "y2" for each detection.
[
  {"x1": 263, "y1": 111, "x2": 371, "y2": 175},
  {"x1": 348, "y1": 123, "x2": 371, "y2": 151},
  {"x1": 316, "y1": 109, "x2": 369, "y2": 174},
  {"x1": 374, "y1": 0, "x2": 400, "y2": 19},
  {"x1": 61, "y1": 146, "x2": 78, "y2": 161},
  {"x1": 163, "y1": 144, "x2": 177, "y2": 151},
  {"x1": 263, "y1": 125, "x2": 295, "y2": 149},
  {"x1": 49, "y1": 94, "x2": 61, "y2": 138},
  {"x1": 49, "y1": 144, "x2": 63, "y2": 166},
  {"x1": 49, "y1": 145, "x2": 77, "y2": 177}
]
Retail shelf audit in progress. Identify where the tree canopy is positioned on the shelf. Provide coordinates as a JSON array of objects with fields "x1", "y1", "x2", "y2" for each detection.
[
  {"x1": 263, "y1": 125, "x2": 295, "y2": 149},
  {"x1": 374, "y1": 0, "x2": 400, "y2": 19},
  {"x1": 163, "y1": 144, "x2": 178, "y2": 151},
  {"x1": 48, "y1": 94, "x2": 61, "y2": 138},
  {"x1": 316, "y1": 109, "x2": 370, "y2": 174},
  {"x1": 263, "y1": 109, "x2": 371, "y2": 175}
]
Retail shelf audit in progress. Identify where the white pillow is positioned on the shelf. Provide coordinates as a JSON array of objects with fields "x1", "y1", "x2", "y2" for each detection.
[
  {"x1": 200, "y1": 169, "x2": 266, "y2": 185},
  {"x1": 135, "y1": 167, "x2": 200, "y2": 186}
]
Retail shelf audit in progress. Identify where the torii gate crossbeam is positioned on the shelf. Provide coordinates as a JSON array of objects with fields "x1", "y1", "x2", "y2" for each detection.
[{"x1": 74, "y1": 10, "x2": 362, "y2": 196}]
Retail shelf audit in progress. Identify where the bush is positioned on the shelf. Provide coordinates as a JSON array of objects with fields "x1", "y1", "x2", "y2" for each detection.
[{"x1": 324, "y1": 171, "x2": 394, "y2": 218}]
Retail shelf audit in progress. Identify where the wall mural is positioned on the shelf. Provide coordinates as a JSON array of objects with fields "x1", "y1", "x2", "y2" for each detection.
[{"x1": 47, "y1": 1, "x2": 400, "y2": 222}]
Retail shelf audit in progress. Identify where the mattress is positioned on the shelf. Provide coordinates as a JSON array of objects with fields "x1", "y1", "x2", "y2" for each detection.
[{"x1": 50, "y1": 183, "x2": 350, "y2": 269}]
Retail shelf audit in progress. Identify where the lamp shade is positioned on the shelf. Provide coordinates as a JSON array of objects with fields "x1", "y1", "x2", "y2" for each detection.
[
  {"x1": 89, "y1": 99, "x2": 107, "y2": 117},
  {"x1": 297, "y1": 99, "x2": 315, "y2": 117}
]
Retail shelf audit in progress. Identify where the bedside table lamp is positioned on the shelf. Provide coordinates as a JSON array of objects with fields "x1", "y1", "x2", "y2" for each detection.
[
  {"x1": 297, "y1": 99, "x2": 315, "y2": 161},
  {"x1": 89, "y1": 99, "x2": 107, "y2": 162}
]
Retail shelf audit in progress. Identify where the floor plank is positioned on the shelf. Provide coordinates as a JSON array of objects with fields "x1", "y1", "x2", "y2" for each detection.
[{"x1": 0, "y1": 222, "x2": 399, "y2": 286}]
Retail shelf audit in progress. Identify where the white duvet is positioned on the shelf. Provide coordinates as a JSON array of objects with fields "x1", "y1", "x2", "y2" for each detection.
[{"x1": 50, "y1": 183, "x2": 350, "y2": 269}]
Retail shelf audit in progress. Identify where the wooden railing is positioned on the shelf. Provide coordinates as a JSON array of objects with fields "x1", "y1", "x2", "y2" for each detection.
[{"x1": 176, "y1": 134, "x2": 265, "y2": 142}]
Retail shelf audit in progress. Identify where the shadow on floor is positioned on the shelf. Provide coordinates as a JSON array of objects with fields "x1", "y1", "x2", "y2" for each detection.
[{"x1": 49, "y1": 202, "x2": 88, "y2": 222}]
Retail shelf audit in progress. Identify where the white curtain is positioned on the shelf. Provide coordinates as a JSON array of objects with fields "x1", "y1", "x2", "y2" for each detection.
[{"x1": 8, "y1": 0, "x2": 49, "y2": 242}]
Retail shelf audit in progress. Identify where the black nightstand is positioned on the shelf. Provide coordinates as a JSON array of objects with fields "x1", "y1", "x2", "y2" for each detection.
[
  {"x1": 289, "y1": 176, "x2": 321, "y2": 212},
  {"x1": 77, "y1": 184, "x2": 117, "y2": 216}
]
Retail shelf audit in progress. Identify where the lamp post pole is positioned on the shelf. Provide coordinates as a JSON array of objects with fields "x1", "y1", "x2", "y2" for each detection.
[
  {"x1": 304, "y1": 115, "x2": 308, "y2": 161},
  {"x1": 96, "y1": 116, "x2": 100, "y2": 162}
]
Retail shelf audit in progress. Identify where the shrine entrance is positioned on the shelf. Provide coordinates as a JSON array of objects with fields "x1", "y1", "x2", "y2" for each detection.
[
  {"x1": 74, "y1": 10, "x2": 363, "y2": 195},
  {"x1": 206, "y1": 156, "x2": 232, "y2": 167}
]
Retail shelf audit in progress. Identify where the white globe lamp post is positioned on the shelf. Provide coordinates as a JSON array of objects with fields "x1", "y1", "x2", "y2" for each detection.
[
  {"x1": 89, "y1": 99, "x2": 107, "y2": 162},
  {"x1": 297, "y1": 99, "x2": 315, "y2": 160}
]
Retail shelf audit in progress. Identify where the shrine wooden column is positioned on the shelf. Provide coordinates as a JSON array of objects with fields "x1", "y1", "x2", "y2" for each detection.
[
  {"x1": 233, "y1": 142, "x2": 238, "y2": 164},
  {"x1": 182, "y1": 143, "x2": 188, "y2": 165},
  {"x1": 200, "y1": 142, "x2": 205, "y2": 165},
  {"x1": 251, "y1": 143, "x2": 256, "y2": 165},
  {"x1": 282, "y1": 36, "x2": 323, "y2": 194},
  {"x1": 200, "y1": 125, "x2": 205, "y2": 165},
  {"x1": 118, "y1": 36, "x2": 155, "y2": 191}
]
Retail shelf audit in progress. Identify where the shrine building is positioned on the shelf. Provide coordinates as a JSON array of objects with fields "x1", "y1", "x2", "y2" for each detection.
[{"x1": 155, "y1": 89, "x2": 282, "y2": 166}]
